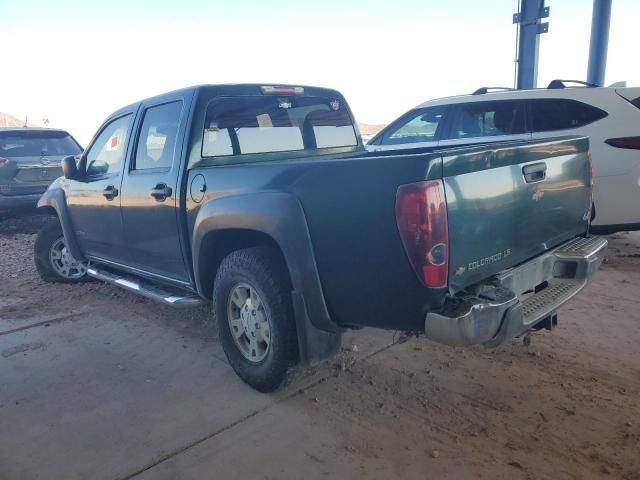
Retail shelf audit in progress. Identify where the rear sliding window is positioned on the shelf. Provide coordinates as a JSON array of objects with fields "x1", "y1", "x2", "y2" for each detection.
[
  {"x1": 530, "y1": 99, "x2": 607, "y2": 132},
  {"x1": 0, "y1": 131, "x2": 82, "y2": 157},
  {"x1": 202, "y1": 96, "x2": 357, "y2": 159}
]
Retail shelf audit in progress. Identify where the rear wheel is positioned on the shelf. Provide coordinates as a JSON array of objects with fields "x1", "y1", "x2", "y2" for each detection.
[
  {"x1": 213, "y1": 247, "x2": 297, "y2": 392},
  {"x1": 34, "y1": 219, "x2": 88, "y2": 283}
]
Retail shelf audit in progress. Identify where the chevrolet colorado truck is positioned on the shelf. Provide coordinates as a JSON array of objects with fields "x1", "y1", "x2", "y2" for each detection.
[{"x1": 34, "y1": 84, "x2": 607, "y2": 392}]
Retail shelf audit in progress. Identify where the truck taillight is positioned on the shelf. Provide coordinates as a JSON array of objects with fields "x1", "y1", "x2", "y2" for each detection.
[
  {"x1": 0, "y1": 157, "x2": 9, "y2": 167},
  {"x1": 395, "y1": 180, "x2": 449, "y2": 288}
]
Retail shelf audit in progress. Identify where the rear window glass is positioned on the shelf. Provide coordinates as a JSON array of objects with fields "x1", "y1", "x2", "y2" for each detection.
[
  {"x1": 134, "y1": 101, "x2": 183, "y2": 170},
  {"x1": 0, "y1": 131, "x2": 82, "y2": 157},
  {"x1": 202, "y1": 96, "x2": 357, "y2": 158},
  {"x1": 448, "y1": 101, "x2": 525, "y2": 139},
  {"x1": 530, "y1": 99, "x2": 607, "y2": 132}
]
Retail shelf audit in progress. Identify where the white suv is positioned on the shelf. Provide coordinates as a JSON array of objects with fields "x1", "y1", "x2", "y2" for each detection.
[{"x1": 367, "y1": 80, "x2": 640, "y2": 233}]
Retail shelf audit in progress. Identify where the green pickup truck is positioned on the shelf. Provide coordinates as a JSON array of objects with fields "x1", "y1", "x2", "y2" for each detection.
[{"x1": 34, "y1": 84, "x2": 607, "y2": 391}]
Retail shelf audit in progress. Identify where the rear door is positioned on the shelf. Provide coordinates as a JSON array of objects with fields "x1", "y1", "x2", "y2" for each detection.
[
  {"x1": 367, "y1": 106, "x2": 447, "y2": 151},
  {"x1": 119, "y1": 94, "x2": 191, "y2": 283},
  {"x1": 442, "y1": 137, "x2": 591, "y2": 292},
  {"x1": 438, "y1": 100, "x2": 530, "y2": 149}
]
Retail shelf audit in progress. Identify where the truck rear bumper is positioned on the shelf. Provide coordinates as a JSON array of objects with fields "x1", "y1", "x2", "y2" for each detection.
[{"x1": 424, "y1": 236, "x2": 608, "y2": 347}]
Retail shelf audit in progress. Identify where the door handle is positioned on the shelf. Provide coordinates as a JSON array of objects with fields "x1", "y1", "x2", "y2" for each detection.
[
  {"x1": 150, "y1": 183, "x2": 172, "y2": 201},
  {"x1": 102, "y1": 185, "x2": 119, "y2": 200},
  {"x1": 523, "y1": 162, "x2": 547, "y2": 183}
]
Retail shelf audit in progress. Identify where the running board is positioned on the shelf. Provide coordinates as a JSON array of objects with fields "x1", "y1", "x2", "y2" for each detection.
[{"x1": 87, "y1": 267, "x2": 204, "y2": 307}]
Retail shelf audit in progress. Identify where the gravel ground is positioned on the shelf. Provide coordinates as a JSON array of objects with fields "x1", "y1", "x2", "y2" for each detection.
[{"x1": 1, "y1": 213, "x2": 639, "y2": 479}]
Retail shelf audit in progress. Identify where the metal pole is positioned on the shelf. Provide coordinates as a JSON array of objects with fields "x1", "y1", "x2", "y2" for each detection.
[
  {"x1": 514, "y1": 0, "x2": 549, "y2": 89},
  {"x1": 587, "y1": 0, "x2": 612, "y2": 86}
]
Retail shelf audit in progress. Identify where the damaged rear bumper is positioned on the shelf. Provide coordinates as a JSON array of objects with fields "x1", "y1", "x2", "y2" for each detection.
[{"x1": 424, "y1": 236, "x2": 608, "y2": 347}]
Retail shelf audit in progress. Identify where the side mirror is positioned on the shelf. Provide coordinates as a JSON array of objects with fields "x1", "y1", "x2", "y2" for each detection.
[{"x1": 61, "y1": 155, "x2": 79, "y2": 180}]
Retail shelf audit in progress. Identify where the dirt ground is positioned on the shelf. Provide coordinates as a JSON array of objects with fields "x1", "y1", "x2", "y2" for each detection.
[{"x1": 1, "y1": 213, "x2": 639, "y2": 480}]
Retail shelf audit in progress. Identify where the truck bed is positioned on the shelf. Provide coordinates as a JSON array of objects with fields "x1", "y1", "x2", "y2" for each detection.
[{"x1": 186, "y1": 136, "x2": 592, "y2": 332}]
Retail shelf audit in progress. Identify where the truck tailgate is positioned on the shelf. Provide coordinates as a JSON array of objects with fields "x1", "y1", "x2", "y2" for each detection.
[{"x1": 443, "y1": 137, "x2": 591, "y2": 292}]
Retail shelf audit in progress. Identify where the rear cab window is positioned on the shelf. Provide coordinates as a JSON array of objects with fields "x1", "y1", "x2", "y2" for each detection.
[
  {"x1": 529, "y1": 99, "x2": 607, "y2": 132},
  {"x1": 200, "y1": 94, "x2": 358, "y2": 164},
  {"x1": 0, "y1": 131, "x2": 82, "y2": 158}
]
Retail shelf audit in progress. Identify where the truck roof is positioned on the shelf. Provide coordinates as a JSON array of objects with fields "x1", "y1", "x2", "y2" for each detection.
[{"x1": 106, "y1": 84, "x2": 346, "y2": 121}]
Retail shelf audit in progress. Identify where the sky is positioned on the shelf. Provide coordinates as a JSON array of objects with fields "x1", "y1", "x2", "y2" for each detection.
[{"x1": 1, "y1": 0, "x2": 639, "y2": 145}]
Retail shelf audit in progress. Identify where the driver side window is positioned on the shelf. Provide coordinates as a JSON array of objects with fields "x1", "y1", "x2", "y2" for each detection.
[{"x1": 85, "y1": 114, "x2": 132, "y2": 176}]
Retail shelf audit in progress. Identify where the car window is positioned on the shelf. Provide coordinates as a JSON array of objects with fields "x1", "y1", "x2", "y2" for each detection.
[
  {"x1": 202, "y1": 95, "x2": 357, "y2": 159},
  {"x1": 0, "y1": 131, "x2": 82, "y2": 157},
  {"x1": 85, "y1": 114, "x2": 132, "y2": 176},
  {"x1": 448, "y1": 101, "x2": 524, "y2": 139},
  {"x1": 134, "y1": 102, "x2": 182, "y2": 170},
  {"x1": 530, "y1": 99, "x2": 607, "y2": 132},
  {"x1": 380, "y1": 107, "x2": 445, "y2": 145}
]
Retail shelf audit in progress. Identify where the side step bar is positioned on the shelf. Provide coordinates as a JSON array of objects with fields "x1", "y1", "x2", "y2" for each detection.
[{"x1": 87, "y1": 267, "x2": 205, "y2": 308}]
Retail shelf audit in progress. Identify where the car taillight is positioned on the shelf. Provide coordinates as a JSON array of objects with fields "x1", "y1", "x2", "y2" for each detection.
[
  {"x1": 395, "y1": 180, "x2": 449, "y2": 288},
  {"x1": 605, "y1": 136, "x2": 640, "y2": 150},
  {"x1": 0, "y1": 157, "x2": 9, "y2": 167}
]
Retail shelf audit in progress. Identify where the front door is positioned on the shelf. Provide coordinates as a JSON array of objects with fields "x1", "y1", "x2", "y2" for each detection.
[
  {"x1": 66, "y1": 112, "x2": 136, "y2": 264},
  {"x1": 119, "y1": 98, "x2": 189, "y2": 283}
]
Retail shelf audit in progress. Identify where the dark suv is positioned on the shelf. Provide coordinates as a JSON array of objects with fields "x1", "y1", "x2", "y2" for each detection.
[{"x1": 0, "y1": 128, "x2": 82, "y2": 213}]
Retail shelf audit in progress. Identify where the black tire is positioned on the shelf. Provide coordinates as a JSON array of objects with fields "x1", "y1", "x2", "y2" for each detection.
[
  {"x1": 213, "y1": 247, "x2": 298, "y2": 392},
  {"x1": 34, "y1": 218, "x2": 88, "y2": 283}
]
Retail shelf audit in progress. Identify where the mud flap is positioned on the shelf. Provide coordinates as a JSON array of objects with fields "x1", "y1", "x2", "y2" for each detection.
[{"x1": 291, "y1": 291, "x2": 342, "y2": 365}]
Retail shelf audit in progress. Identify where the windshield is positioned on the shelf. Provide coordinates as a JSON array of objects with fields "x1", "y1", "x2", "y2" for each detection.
[{"x1": 0, "y1": 131, "x2": 82, "y2": 157}]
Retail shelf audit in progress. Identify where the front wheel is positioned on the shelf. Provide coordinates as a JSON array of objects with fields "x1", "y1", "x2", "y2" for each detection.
[
  {"x1": 34, "y1": 219, "x2": 89, "y2": 283},
  {"x1": 213, "y1": 247, "x2": 297, "y2": 392}
]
